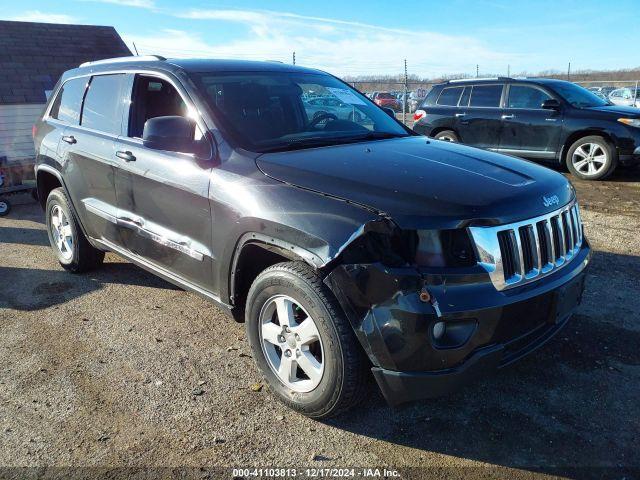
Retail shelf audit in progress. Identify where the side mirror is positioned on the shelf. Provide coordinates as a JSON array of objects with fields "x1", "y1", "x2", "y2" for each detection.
[
  {"x1": 143, "y1": 116, "x2": 198, "y2": 153},
  {"x1": 541, "y1": 98, "x2": 561, "y2": 110},
  {"x1": 381, "y1": 107, "x2": 396, "y2": 118}
]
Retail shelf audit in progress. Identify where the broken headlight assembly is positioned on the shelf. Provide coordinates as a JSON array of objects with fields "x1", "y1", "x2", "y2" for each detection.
[{"x1": 338, "y1": 227, "x2": 476, "y2": 268}]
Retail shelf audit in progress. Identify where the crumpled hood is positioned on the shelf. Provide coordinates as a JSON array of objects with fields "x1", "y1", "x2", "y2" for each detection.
[{"x1": 256, "y1": 136, "x2": 574, "y2": 229}]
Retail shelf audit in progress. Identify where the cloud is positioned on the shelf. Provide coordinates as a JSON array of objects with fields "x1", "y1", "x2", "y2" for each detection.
[
  {"x1": 80, "y1": 0, "x2": 155, "y2": 8},
  {"x1": 8, "y1": 10, "x2": 77, "y2": 24},
  {"x1": 127, "y1": 8, "x2": 519, "y2": 77}
]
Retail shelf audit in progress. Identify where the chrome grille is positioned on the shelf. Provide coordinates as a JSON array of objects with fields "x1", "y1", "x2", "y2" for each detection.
[{"x1": 469, "y1": 202, "x2": 583, "y2": 290}]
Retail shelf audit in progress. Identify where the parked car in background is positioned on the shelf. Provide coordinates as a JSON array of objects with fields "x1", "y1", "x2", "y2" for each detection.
[
  {"x1": 587, "y1": 86, "x2": 616, "y2": 98},
  {"x1": 412, "y1": 77, "x2": 640, "y2": 180},
  {"x1": 608, "y1": 87, "x2": 640, "y2": 108},
  {"x1": 303, "y1": 96, "x2": 364, "y2": 122},
  {"x1": 408, "y1": 91, "x2": 426, "y2": 113},
  {"x1": 372, "y1": 92, "x2": 400, "y2": 111},
  {"x1": 34, "y1": 56, "x2": 590, "y2": 418}
]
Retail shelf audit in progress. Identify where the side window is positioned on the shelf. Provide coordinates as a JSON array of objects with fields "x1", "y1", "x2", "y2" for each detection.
[
  {"x1": 49, "y1": 77, "x2": 88, "y2": 125},
  {"x1": 128, "y1": 75, "x2": 189, "y2": 139},
  {"x1": 436, "y1": 87, "x2": 464, "y2": 106},
  {"x1": 459, "y1": 86, "x2": 471, "y2": 107},
  {"x1": 507, "y1": 85, "x2": 552, "y2": 109},
  {"x1": 81, "y1": 74, "x2": 127, "y2": 134},
  {"x1": 469, "y1": 85, "x2": 503, "y2": 107}
]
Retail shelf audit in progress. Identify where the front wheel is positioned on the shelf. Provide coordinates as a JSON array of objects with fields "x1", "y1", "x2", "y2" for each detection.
[
  {"x1": 245, "y1": 262, "x2": 369, "y2": 418},
  {"x1": 45, "y1": 187, "x2": 104, "y2": 272},
  {"x1": 566, "y1": 135, "x2": 617, "y2": 180}
]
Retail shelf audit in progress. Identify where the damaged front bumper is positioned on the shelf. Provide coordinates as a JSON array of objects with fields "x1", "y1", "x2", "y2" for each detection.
[{"x1": 324, "y1": 240, "x2": 591, "y2": 406}]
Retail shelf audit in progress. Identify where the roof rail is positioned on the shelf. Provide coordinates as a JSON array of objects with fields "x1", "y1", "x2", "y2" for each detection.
[
  {"x1": 447, "y1": 76, "x2": 512, "y2": 83},
  {"x1": 79, "y1": 55, "x2": 166, "y2": 68}
]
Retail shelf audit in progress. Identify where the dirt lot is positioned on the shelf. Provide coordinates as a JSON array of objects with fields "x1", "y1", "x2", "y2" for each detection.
[{"x1": 1, "y1": 168, "x2": 639, "y2": 479}]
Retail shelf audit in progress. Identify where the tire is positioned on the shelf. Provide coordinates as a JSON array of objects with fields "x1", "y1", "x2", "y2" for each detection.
[
  {"x1": 0, "y1": 197, "x2": 11, "y2": 217},
  {"x1": 565, "y1": 135, "x2": 617, "y2": 180},
  {"x1": 245, "y1": 261, "x2": 369, "y2": 418},
  {"x1": 434, "y1": 130, "x2": 459, "y2": 142},
  {"x1": 45, "y1": 187, "x2": 104, "y2": 272}
]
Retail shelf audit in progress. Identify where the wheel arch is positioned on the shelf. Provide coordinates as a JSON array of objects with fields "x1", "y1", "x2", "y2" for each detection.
[
  {"x1": 228, "y1": 232, "x2": 324, "y2": 321},
  {"x1": 430, "y1": 126, "x2": 459, "y2": 139},
  {"x1": 35, "y1": 165, "x2": 63, "y2": 209},
  {"x1": 560, "y1": 129, "x2": 617, "y2": 163}
]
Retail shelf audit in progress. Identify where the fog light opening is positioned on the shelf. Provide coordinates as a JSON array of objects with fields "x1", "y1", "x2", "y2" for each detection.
[{"x1": 432, "y1": 321, "x2": 446, "y2": 340}]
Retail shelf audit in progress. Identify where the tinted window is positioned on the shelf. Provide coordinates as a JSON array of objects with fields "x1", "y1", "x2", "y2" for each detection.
[
  {"x1": 128, "y1": 75, "x2": 188, "y2": 138},
  {"x1": 437, "y1": 87, "x2": 464, "y2": 106},
  {"x1": 50, "y1": 77, "x2": 87, "y2": 124},
  {"x1": 469, "y1": 85, "x2": 503, "y2": 107},
  {"x1": 81, "y1": 74, "x2": 126, "y2": 134},
  {"x1": 190, "y1": 71, "x2": 408, "y2": 153},
  {"x1": 507, "y1": 85, "x2": 551, "y2": 109},
  {"x1": 459, "y1": 86, "x2": 471, "y2": 107},
  {"x1": 549, "y1": 81, "x2": 608, "y2": 108}
]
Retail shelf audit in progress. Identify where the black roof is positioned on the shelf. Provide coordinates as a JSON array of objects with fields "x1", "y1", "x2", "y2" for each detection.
[
  {"x1": 436, "y1": 77, "x2": 572, "y2": 87},
  {"x1": 64, "y1": 57, "x2": 324, "y2": 79},
  {"x1": 167, "y1": 58, "x2": 322, "y2": 74},
  {"x1": 0, "y1": 20, "x2": 131, "y2": 104}
]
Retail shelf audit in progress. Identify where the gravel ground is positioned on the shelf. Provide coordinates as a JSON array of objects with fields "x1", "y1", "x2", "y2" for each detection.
[{"x1": 1, "y1": 168, "x2": 639, "y2": 479}]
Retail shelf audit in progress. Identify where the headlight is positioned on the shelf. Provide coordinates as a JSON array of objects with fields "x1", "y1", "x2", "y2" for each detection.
[
  {"x1": 415, "y1": 229, "x2": 476, "y2": 267},
  {"x1": 618, "y1": 118, "x2": 640, "y2": 128}
]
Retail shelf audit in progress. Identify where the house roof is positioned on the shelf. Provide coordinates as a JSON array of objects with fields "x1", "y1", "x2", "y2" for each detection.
[{"x1": 0, "y1": 20, "x2": 131, "y2": 105}]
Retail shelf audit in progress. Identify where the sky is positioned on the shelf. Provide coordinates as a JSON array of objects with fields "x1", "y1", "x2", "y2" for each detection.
[{"x1": 1, "y1": 0, "x2": 637, "y2": 78}]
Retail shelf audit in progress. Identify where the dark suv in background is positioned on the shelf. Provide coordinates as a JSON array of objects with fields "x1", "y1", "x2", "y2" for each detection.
[
  {"x1": 412, "y1": 77, "x2": 640, "y2": 180},
  {"x1": 34, "y1": 57, "x2": 590, "y2": 418}
]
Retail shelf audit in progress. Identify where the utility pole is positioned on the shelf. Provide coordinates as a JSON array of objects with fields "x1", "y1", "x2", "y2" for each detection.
[
  {"x1": 403, "y1": 59, "x2": 408, "y2": 125},
  {"x1": 292, "y1": 51, "x2": 296, "y2": 65},
  {"x1": 507, "y1": 64, "x2": 510, "y2": 77},
  {"x1": 567, "y1": 61, "x2": 571, "y2": 81},
  {"x1": 476, "y1": 64, "x2": 479, "y2": 78}
]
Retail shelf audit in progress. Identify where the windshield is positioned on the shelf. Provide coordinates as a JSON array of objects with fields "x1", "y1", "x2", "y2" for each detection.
[
  {"x1": 190, "y1": 71, "x2": 409, "y2": 152},
  {"x1": 548, "y1": 81, "x2": 610, "y2": 108}
]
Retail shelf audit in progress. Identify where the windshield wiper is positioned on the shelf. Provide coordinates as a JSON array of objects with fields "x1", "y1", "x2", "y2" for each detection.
[{"x1": 258, "y1": 131, "x2": 409, "y2": 153}]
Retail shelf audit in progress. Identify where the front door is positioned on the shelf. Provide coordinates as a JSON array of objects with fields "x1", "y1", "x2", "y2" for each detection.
[
  {"x1": 455, "y1": 83, "x2": 505, "y2": 149},
  {"x1": 114, "y1": 73, "x2": 215, "y2": 292},
  {"x1": 497, "y1": 84, "x2": 563, "y2": 159}
]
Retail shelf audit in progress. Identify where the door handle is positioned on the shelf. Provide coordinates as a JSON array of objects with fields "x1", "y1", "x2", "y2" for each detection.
[
  {"x1": 62, "y1": 135, "x2": 76, "y2": 144},
  {"x1": 116, "y1": 150, "x2": 136, "y2": 162},
  {"x1": 455, "y1": 113, "x2": 466, "y2": 117},
  {"x1": 501, "y1": 114, "x2": 515, "y2": 120}
]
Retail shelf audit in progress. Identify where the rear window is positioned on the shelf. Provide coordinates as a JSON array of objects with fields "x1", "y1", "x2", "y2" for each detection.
[
  {"x1": 49, "y1": 77, "x2": 87, "y2": 125},
  {"x1": 469, "y1": 84, "x2": 503, "y2": 107},
  {"x1": 437, "y1": 87, "x2": 464, "y2": 106},
  {"x1": 81, "y1": 74, "x2": 127, "y2": 135},
  {"x1": 377, "y1": 92, "x2": 395, "y2": 99}
]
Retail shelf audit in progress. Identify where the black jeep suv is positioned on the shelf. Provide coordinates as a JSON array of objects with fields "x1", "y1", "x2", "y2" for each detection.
[
  {"x1": 34, "y1": 57, "x2": 590, "y2": 418},
  {"x1": 413, "y1": 77, "x2": 640, "y2": 180}
]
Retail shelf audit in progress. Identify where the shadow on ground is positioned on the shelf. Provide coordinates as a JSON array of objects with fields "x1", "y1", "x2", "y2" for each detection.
[{"x1": 0, "y1": 263, "x2": 179, "y2": 311}]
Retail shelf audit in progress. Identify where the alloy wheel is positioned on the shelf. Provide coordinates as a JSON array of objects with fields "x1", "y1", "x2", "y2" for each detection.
[
  {"x1": 50, "y1": 205, "x2": 74, "y2": 261},
  {"x1": 571, "y1": 143, "x2": 608, "y2": 177},
  {"x1": 259, "y1": 294, "x2": 324, "y2": 393}
]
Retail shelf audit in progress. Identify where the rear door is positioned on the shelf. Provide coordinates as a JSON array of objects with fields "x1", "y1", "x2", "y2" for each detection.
[
  {"x1": 114, "y1": 73, "x2": 215, "y2": 291},
  {"x1": 56, "y1": 73, "x2": 128, "y2": 247},
  {"x1": 421, "y1": 85, "x2": 466, "y2": 137},
  {"x1": 455, "y1": 83, "x2": 505, "y2": 149},
  {"x1": 498, "y1": 83, "x2": 563, "y2": 159}
]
